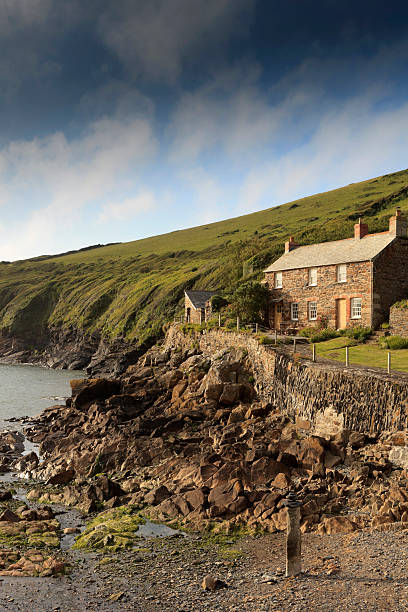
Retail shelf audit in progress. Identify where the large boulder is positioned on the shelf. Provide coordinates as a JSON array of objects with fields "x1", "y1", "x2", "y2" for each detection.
[{"x1": 70, "y1": 379, "x2": 121, "y2": 410}]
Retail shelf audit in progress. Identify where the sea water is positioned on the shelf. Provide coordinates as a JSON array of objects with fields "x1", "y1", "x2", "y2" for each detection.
[{"x1": 0, "y1": 363, "x2": 85, "y2": 429}]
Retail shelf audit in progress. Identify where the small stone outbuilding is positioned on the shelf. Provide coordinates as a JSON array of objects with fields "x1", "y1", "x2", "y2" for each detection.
[
  {"x1": 264, "y1": 209, "x2": 408, "y2": 331},
  {"x1": 184, "y1": 290, "x2": 217, "y2": 323}
]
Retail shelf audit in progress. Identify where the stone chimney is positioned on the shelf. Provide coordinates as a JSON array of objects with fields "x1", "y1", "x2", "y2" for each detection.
[
  {"x1": 354, "y1": 218, "x2": 369, "y2": 239},
  {"x1": 285, "y1": 236, "x2": 298, "y2": 253},
  {"x1": 389, "y1": 208, "x2": 407, "y2": 237}
]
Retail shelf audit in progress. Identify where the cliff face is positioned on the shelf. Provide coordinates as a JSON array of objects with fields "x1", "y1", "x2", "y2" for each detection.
[{"x1": 1, "y1": 168, "x2": 408, "y2": 370}]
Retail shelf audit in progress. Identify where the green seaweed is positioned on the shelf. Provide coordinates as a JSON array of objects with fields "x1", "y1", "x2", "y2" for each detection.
[{"x1": 72, "y1": 506, "x2": 145, "y2": 552}]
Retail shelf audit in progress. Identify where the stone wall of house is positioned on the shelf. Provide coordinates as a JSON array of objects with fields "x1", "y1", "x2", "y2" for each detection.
[
  {"x1": 165, "y1": 324, "x2": 408, "y2": 434},
  {"x1": 263, "y1": 261, "x2": 372, "y2": 330},
  {"x1": 389, "y1": 305, "x2": 408, "y2": 337},
  {"x1": 373, "y1": 238, "x2": 408, "y2": 328},
  {"x1": 184, "y1": 295, "x2": 203, "y2": 324}
]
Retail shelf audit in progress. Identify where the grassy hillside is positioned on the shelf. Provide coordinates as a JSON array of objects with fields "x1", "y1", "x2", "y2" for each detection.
[{"x1": 2, "y1": 168, "x2": 408, "y2": 347}]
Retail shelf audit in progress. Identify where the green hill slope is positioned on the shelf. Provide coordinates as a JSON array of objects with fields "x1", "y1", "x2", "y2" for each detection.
[{"x1": 2, "y1": 168, "x2": 408, "y2": 348}]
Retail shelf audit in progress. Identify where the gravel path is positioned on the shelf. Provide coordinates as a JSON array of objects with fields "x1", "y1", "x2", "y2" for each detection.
[{"x1": 0, "y1": 527, "x2": 407, "y2": 611}]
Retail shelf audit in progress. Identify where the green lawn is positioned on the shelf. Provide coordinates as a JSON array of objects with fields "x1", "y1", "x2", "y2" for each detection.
[
  {"x1": 314, "y1": 337, "x2": 408, "y2": 373},
  {"x1": 1, "y1": 167, "x2": 408, "y2": 346}
]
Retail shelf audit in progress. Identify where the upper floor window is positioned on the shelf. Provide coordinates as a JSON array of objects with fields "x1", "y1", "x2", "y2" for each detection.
[
  {"x1": 291, "y1": 303, "x2": 299, "y2": 321},
  {"x1": 337, "y1": 264, "x2": 347, "y2": 283},
  {"x1": 308, "y1": 267, "x2": 318, "y2": 286},
  {"x1": 308, "y1": 301, "x2": 317, "y2": 321},
  {"x1": 275, "y1": 272, "x2": 282, "y2": 288},
  {"x1": 351, "y1": 298, "x2": 362, "y2": 319}
]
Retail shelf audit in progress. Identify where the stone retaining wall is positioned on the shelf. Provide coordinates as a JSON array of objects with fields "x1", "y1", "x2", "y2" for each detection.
[
  {"x1": 165, "y1": 325, "x2": 408, "y2": 435},
  {"x1": 389, "y1": 305, "x2": 408, "y2": 337}
]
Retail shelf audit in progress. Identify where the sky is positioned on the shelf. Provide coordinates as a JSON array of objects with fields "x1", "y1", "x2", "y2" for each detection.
[{"x1": 1, "y1": 0, "x2": 408, "y2": 260}]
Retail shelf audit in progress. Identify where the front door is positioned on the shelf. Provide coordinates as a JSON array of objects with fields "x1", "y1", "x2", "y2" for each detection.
[
  {"x1": 274, "y1": 302, "x2": 283, "y2": 329},
  {"x1": 336, "y1": 299, "x2": 347, "y2": 329}
]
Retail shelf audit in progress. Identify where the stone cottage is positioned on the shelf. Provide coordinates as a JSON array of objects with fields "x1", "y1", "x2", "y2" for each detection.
[
  {"x1": 184, "y1": 290, "x2": 217, "y2": 323},
  {"x1": 263, "y1": 209, "x2": 408, "y2": 331}
]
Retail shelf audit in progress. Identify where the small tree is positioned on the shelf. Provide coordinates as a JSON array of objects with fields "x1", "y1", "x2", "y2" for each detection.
[
  {"x1": 210, "y1": 294, "x2": 229, "y2": 312},
  {"x1": 229, "y1": 281, "x2": 268, "y2": 323}
]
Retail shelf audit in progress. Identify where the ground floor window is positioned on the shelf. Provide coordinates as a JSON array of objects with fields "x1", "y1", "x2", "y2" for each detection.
[
  {"x1": 308, "y1": 301, "x2": 317, "y2": 321},
  {"x1": 291, "y1": 302, "x2": 299, "y2": 321},
  {"x1": 351, "y1": 297, "x2": 362, "y2": 319}
]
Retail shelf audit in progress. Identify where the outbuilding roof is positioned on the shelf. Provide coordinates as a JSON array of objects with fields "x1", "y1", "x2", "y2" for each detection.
[
  {"x1": 264, "y1": 232, "x2": 396, "y2": 272},
  {"x1": 184, "y1": 290, "x2": 217, "y2": 309}
]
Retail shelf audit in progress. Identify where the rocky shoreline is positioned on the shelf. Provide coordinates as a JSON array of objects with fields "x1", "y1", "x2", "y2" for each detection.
[
  {"x1": 0, "y1": 330, "x2": 407, "y2": 609},
  {"x1": 0, "y1": 328, "x2": 145, "y2": 377},
  {"x1": 19, "y1": 335, "x2": 408, "y2": 535}
]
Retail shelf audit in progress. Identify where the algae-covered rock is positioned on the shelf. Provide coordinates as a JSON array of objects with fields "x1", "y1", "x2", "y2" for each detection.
[{"x1": 73, "y1": 506, "x2": 145, "y2": 551}]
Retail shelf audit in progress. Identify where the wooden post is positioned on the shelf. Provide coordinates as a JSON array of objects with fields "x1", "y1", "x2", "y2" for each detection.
[
  {"x1": 388, "y1": 352, "x2": 391, "y2": 374},
  {"x1": 285, "y1": 492, "x2": 302, "y2": 577},
  {"x1": 312, "y1": 344, "x2": 316, "y2": 362},
  {"x1": 275, "y1": 330, "x2": 278, "y2": 345},
  {"x1": 345, "y1": 345, "x2": 349, "y2": 366},
  {"x1": 293, "y1": 338, "x2": 296, "y2": 353},
  {"x1": 218, "y1": 313, "x2": 221, "y2": 327},
  {"x1": 237, "y1": 317, "x2": 240, "y2": 331},
  {"x1": 255, "y1": 323, "x2": 259, "y2": 334}
]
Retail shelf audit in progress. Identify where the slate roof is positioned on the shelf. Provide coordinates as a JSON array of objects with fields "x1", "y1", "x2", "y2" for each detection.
[
  {"x1": 264, "y1": 233, "x2": 396, "y2": 272},
  {"x1": 185, "y1": 290, "x2": 217, "y2": 309}
]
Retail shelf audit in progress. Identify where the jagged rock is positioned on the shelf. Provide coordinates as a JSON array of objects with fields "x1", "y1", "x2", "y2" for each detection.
[
  {"x1": 250, "y1": 457, "x2": 289, "y2": 485},
  {"x1": 0, "y1": 509, "x2": 20, "y2": 522},
  {"x1": 70, "y1": 378, "x2": 120, "y2": 409},
  {"x1": 298, "y1": 436, "x2": 326, "y2": 467},
  {"x1": 47, "y1": 468, "x2": 76, "y2": 485},
  {"x1": 318, "y1": 516, "x2": 357, "y2": 535},
  {"x1": 145, "y1": 485, "x2": 172, "y2": 506},
  {"x1": 219, "y1": 383, "x2": 242, "y2": 405},
  {"x1": 348, "y1": 432, "x2": 366, "y2": 449},
  {"x1": 94, "y1": 475, "x2": 125, "y2": 501}
]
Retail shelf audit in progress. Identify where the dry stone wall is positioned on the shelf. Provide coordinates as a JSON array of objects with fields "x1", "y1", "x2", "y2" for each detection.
[
  {"x1": 389, "y1": 305, "x2": 408, "y2": 337},
  {"x1": 165, "y1": 325, "x2": 408, "y2": 435}
]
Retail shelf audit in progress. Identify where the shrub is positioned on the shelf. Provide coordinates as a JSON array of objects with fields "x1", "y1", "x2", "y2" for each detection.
[
  {"x1": 299, "y1": 327, "x2": 315, "y2": 338},
  {"x1": 341, "y1": 326, "x2": 372, "y2": 342},
  {"x1": 379, "y1": 335, "x2": 408, "y2": 350},
  {"x1": 210, "y1": 294, "x2": 229, "y2": 312},
  {"x1": 257, "y1": 334, "x2": 275, "y2": 345},
  {"x1": 309, "y1": 328, "x2": 340, "y2": 343},
  {"x1": 381, "y1": 322, "x2": 390, "y2": 329}
]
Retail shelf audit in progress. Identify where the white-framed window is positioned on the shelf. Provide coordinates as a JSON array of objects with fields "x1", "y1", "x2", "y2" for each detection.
[
  {"x1": 308, "y1": 301, "x2": 317, "y2": 321},
  {"x1": 308, "y1": 267, "x2": 318, "y2": 286},
  {"x1": 351, "y1": 298, "x2": 362, "y2": 319},
  {"x1": 275, "y1": 271, "x2": 282, "y2": 288},
  {"x1": 337, "y1": 264, "x2": 347, "y2": 283},
  {"x1": 291, "y1": 303, "x2": 299, "y2": 321}
]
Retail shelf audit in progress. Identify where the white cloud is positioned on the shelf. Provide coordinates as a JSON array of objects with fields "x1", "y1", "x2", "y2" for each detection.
[
  {"x1": 98, "y1": 192, "x2": 156, "y2": 223},
  {"x1": 0, "y1": 116, "x2": 157, "y2": 259},
  {"x1": 237, "y1": 95, "x2": 408, "y2": 214},
  {"x1": 167, "y1": 62, "x2": 283, "y2": 161}
]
